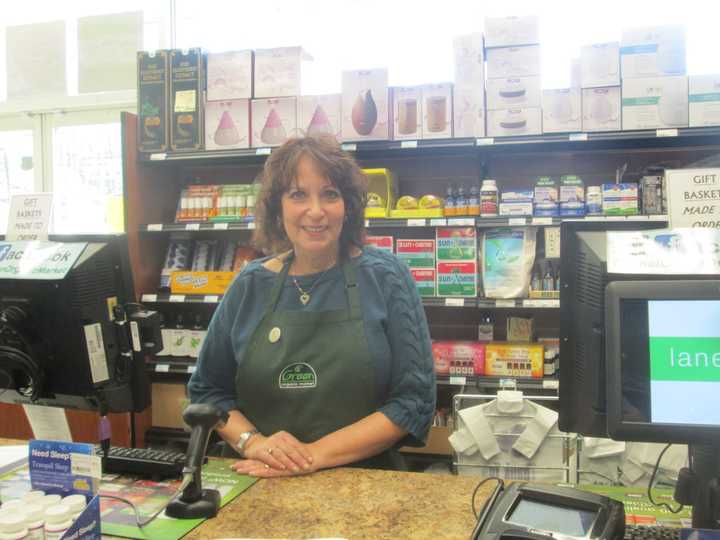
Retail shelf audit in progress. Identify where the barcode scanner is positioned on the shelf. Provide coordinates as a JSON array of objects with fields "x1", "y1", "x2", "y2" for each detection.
[{"x1": 166, "y1": 404, "x2": 229, "y2": 519}]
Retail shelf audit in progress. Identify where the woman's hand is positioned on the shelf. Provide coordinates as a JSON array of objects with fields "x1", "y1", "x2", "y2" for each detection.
[
  {"x1": 240, "y1": 430, "x2": 315, "y2": 474},
  {"x1": 230, "y1": 457, "x2": 320, "y2": 478}
]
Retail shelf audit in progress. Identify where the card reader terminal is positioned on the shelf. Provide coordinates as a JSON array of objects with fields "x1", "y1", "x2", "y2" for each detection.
[{"x1": 471, "y1": 483, "x2": 625, "y2": 540}]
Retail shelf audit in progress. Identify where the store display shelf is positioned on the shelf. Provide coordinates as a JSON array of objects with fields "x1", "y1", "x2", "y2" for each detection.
[
  {"x1": 366, "y1": 215, "x2": 668, "y2": 229},
  {"x1": 436, "y1": 374, "x2": 558, "y2": 391},
  {"x1": 138, "y1": 126, "x2": 720, "y2": 164},
  {"x1": 141, "y1": 292, "x2": 223, "y2": 304},
  {"x1": 142, "y1": 221, "x2": 255, "y2": 232}
]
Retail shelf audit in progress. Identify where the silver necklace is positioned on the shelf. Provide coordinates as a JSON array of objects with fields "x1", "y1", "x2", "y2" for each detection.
[{"x1": 292, "y1": 266, "x2": 332, "y2": 305}]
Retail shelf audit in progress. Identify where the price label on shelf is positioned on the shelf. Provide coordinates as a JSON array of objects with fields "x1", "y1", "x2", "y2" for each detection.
[
  {"x1": 406, "y1": 219, "x2": 425, "y2": 227},
  {"x1": 169, "y1": 295, "x2": 186, "y2": 303},
  {"x1": 213, "y1": 222, "x2": 229, "y2": 230},
  {"x1": 149, "y1": 153, "x2": 167, "y2": 161},
  {"x1": 495, "y1": 299, "x2": 515, "y2": 308},
  {"x1": 584, "y1": 216, "x2": 607, "y2": 221},
  {"x1": 569, "y1": 133, "x2": 588, "y2": 142},
  {"x1": 522, "y1": 299, "x2": 560, "y2": 308},
  {"x1": 429, "y1": 218, "x2": 447, "y2": 227},
  {"x1": 531, "y1": 217, "x2": 553, "y2": 225},
  {"x1": 508, "y1": 218, "x2": 527, "y2": 226},
  {"x1": 444, "y1": 298, "x2": 465, "y2": 307},
  {"x1": 447, "y1": 218, "x2": 475, "y2": 226},
  {"x1": 499, "y1": 378, "x2": 517, "y2": 389},
  {"x1": 400, "y1": 140, "x2": 418, "y2": 149},
  {"x1": 656, "y1": 128, "x2": 678, "y2": 138},
  {"x1": 155, "y1": 364, "x2": 170, "y2": 373},
  {"x1": 449, "y1": 376, "x2": 467, "y2": 386},
  {"x1": 341, "y1": 143, "x2": 357, "y2": 152},
  {"x1": 185, "y1": 223, "x2": 200, "y2": 231},
  {"x1": 187, "y1": 365, "x2": 196, "y2": 374},
  {"x1": 141, "y1": 294, "x2": 157, "y2": 303},
  {"x1": 627, "y1": 215, "x2": 649, "y2": 220},
  {"x1": 255, "y1": 147, "x2": 272, "y2": 155},
  {"x1": 147, "y1": 224, "x2": 163, "y2": 231},
  {"x1": 605, "y1": 216, "x2": 626, "y2": 221},
  {"x1": 543, "y1": 379, "x2": 559, "y2": 390},
  {"x1": 204, "y1": 295, "x2": 220, "y2": 303},
  {"x1": 476, "y1": 138, "x2": 495, "y2": 146},
  {"x1": 247, "y1": 222, "x2": 256, "y2": 229},
  {"x1": 364, "y1": 219, "x2": 370, "y2": 227}
]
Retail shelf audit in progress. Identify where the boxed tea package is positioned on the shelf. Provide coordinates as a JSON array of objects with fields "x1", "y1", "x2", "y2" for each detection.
[
  {"x1": 137, "y1": 50, "x2": 169, "y2": 153},
  {"x1": 170, "y1": 48, "x2": 204, "y2": 151}
]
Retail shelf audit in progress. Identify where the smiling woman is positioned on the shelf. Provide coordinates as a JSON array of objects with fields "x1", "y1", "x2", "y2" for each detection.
[{"x1": 187, "y1": 135, "x2": 436, "y2": 477}]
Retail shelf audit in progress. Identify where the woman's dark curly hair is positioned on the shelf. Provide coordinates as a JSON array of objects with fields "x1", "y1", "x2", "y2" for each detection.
[{"x1": 252, "y1": 135, "x2": 368, "y2": 259}]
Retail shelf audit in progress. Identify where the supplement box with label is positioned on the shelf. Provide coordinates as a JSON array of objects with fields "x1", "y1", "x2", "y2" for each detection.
[
  {"x1": 484, "y1": 343, "x2": 544, "y2": 378},
  {"x1": 432, "y1": 341, "x2": 485, "y2": 376},
  {"x1": 602, "y1": 183, "x2": 639, "y2": 215},
  {"x1": 559, "y1": 175, "x2": 586, "y2": 217}
]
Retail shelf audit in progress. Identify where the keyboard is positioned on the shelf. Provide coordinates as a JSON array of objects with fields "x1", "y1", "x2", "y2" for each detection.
[
  {"x1": 624, "y1": 525, "x2": 680, "y2": 540},
  {"x1": 96, "y1": 445, "x2": 187, "y2": 478}
]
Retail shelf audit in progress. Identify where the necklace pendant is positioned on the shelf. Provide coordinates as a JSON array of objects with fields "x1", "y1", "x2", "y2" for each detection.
[{"x1": 300, "y1": 292, "x2": 310, "y2": 305}]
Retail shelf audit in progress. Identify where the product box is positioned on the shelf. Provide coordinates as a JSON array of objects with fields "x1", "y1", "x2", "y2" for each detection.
[
  {"x1": 484, "y1": 15, "x2": 539, "y2": 48},
  {"x1": 602, "y1": 183, "x2": 639, "y2": 215},
  {"x1": 137, "y1": 50, "x2": 169, "y2": 153},
  {"x1": 364, "y1": 168, "x2": 397, "y2": 218},
  {"x1": 436, "y1": 261, "x2": 477, "y2": 297},
  {"x1": 251, "y1": 97, "x2": 297, "y2": 147},
  {"x1": 432, "y1": 341, "x2": 485, "y2": 376},
  {"x1": 453, "y1": 33, "x2": 485, "y2": 87},
  {"x1": 453, "y1": 86, "x2": 486, "y2": 138},
  {"x1": 422, "y1": 83, "x2": 453, "y2": 139},
  {"x1": 204, "y1": 99, "x2": 250, "y2": 150},
  {"x1": 580, "y1": 42, "x2": 620, "y2": 88},
  {"x1": 640, "y1": 174, "x2": 665, "y2": 215},
  {"x1": 621, "y1": 76, "x2": 688, "y2": 130},
  {"x1": 170, "y1": 48, "x2": 204, "y2": 151},
  {"x1": 582, "y1": 87, "x2": 622, "y2": 132},
  {"x1": 298, "y1": 94, "x2": 342, "y2": 139},
  {"x1": 253, "y1": 46, "x2": 308, "y2": 98},
  {"x1": 559, "y1": 175, "x2": 586, "y2": 217},
  {"x1": 501, "y1": 190, "x2": 534, "y2": 202},
  {"x1": 570, "y1": 57, "x2": 582, "y2": 89},
  {"x1": 499, "y1": 202, "x2": 533, "y2": 216},
  {"x1": 364, "y1": 235, "x2": 394, "y2": 254},
  {"x1": 486, "y1": 45, "x2": 541, "y2": 79},
  {"x1": 542, "y1": 88, "x2": 581, "y2": 133},
  {"x1": 486, "y1": 76, "x2": 541, "y2": 110},
  {"x1": 507, "y1": 316, "x2": 533, "y2": 342},
  {"x1": 487, "y1": 108, "x2": 541, "y2": 137},
  {"x1": 436, "y1": 227, "x2": 477, "y2": 261},
  {"x1": 534, "y1": 177, "x2": 559, "y2": 216},
  {"x1": 171, "y1": 271, "x2": 237, "y2": 295},
  {"x1": 411, "y1": 268, "x2": 436, "y2": 297},
  {"x1": 484, "y1": 343, "x2": 544, "y2": 378},
  {"x1": 392, "y1": 86, "x2": 422, "y2": 140},
  {"x1": 397, "y1": 239, "x2": 435, "y2": 268},
  {"x1": 342, "y1": 68, "x2": 390, "y2": 141},
  {"x1": 689, "y1": 75, "x2": 720, "y2": 127},
  {"x1": 206, "y1": 49, "x2": 253, "y2": 101},
  {"x1": 620, "y1": 25, "x2": 686, "y2": 79}
]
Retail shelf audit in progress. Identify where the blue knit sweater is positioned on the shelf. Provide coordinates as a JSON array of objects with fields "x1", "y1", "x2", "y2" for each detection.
[{"x1": 187, "y1": 246, "x2": 436, "y2": 446}]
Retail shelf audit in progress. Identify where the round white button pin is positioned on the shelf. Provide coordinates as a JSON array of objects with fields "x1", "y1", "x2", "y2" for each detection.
[{"x1": 269, "y1": 327, "x2": 281, "y2": 343}]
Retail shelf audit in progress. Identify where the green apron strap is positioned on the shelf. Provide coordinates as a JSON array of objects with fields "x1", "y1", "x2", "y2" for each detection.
[{"x1": 341, "y1": 258, "x2": 362, "y2": 320}]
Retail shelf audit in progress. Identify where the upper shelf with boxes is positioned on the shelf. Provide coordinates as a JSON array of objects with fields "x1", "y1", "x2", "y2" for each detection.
[{"x1": 136, "y1": 16, "x2": 720, "y2": 163}]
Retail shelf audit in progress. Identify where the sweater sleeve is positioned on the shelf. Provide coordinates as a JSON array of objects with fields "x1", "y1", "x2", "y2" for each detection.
[
  {"x1": 186, "y1": 275, "x2": 245, "y2": 413},
  {"x1": 376, "y1": 257, "x2": 436, "y2": 447}
]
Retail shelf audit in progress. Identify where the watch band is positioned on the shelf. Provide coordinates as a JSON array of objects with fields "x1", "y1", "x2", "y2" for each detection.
[{"x1": 236, "y1": 429, "x2": 259, "y2": 457}]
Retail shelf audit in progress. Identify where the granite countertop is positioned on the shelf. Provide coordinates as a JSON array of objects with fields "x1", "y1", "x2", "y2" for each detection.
[{"x1": 185, "y1": 467, "x2": 491, "y2": 540}]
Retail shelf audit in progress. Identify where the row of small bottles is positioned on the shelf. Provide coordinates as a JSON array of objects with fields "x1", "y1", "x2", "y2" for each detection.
[
  {"x1": 530, "y1": 262, "x2": 560, "y2": 292},
  {"x1": 157, "y1": 312, "x2": 208, "y2": 358},
  {"x1": 444, "y1": 180, "x2": 499, "y2": 217},
  {"x1": 0, "y1": 490, "x2": 87, "y2": 540}
]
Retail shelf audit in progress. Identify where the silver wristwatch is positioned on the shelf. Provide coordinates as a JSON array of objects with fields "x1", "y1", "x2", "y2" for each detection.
[{"x1": 236, "y1": 429, "x2": 259, "y2": 457}]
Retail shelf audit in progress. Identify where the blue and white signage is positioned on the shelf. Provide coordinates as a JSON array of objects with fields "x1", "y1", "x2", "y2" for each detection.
[{"x1": 0, "y1": 241, "x2": 86, "y2": 280}]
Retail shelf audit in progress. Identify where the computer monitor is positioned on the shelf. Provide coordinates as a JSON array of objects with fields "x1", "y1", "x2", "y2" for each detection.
[
  {"x1": 558, "y1": 219, "x2": 681, "y2": 437},
  {"x1": 605, "y1": 279, "x2": 720, "y2": 528},
  {"x1": 0, "y1": 234, "x2": 151, "y2": 413}
]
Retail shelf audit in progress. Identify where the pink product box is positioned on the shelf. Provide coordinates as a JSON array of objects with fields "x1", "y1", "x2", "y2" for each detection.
[{"x1": 204, "y1": 99, "x2": 250, "y2": 150}]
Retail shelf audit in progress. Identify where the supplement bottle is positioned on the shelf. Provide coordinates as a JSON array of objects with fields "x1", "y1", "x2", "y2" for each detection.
[
  {"x1": 0, "y1": 514, "x2": 28, "y2": 540},
  {"x1": 19, "y1": 505, "x2": 44, "y2": 540},
  {"x1": 480, "y1": 179, "x2": 499, "y2": 217},
  {"x1": 43, "y1": 505, "x2": 72, "y2": 540}
]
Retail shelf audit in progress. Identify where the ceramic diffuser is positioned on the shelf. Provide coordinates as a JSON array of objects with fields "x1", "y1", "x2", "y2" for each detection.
[
  {"x1": 213, "y1": 110, "x2": 241, "y2": 146},
  {"x1": 351, "y1": 90, "x2": 377, "y2": 135},
  {"x1": 261, "y1": 108, "x2": 287, "y2": 145},
  {"x1": 307, "y1": 105, "x2": 333, "y2": 136}
]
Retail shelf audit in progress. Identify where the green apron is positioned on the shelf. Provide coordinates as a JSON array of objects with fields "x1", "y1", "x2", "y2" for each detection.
[{"x1": 233, "y1": 255, "x2": 404, "y2": 470}]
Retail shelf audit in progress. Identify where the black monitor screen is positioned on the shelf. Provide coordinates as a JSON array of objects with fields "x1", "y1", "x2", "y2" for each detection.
[
  {"x1": 606, "y1": 280, "x2": 720, "y2": 443},
  {"x1": 618, "y1": 299, "x2": 720, "y2": 428},
  {"x1": 507, "y1": 498, "x2": 597, "y2": 537}
]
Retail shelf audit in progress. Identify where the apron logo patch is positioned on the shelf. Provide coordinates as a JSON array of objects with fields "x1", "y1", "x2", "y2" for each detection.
[{"x1": 278, "y1": 363, "x2": 317, "y2": 389}]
